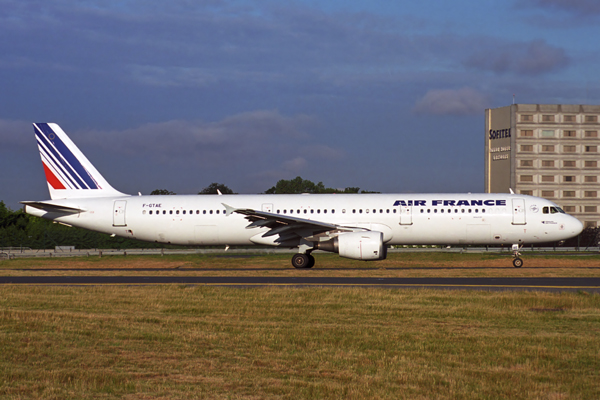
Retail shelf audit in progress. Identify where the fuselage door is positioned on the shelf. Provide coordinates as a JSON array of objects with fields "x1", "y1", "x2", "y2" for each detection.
[
  {"x1": 113, "y1": 200, "x2": 127, "y2": 227},
  {"x1": 262, "y1": 203, "x2": 273, "y2": 213},
  {"x1": 399, "y1": 205, "x2": 412, "y2": 225},
  {"x1": 512, "y1": 198, "x2": 526, "y2": 225}
]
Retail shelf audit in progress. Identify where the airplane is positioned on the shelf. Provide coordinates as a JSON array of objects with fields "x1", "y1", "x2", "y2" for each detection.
[{"x1": 22, "y1": 123, "x2": 584, "y2": 269}]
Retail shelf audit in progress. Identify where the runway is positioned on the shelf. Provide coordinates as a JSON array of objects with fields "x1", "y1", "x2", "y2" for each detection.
[{"x1": 1, "y1": 276, "x2": 599, "y2": 292}]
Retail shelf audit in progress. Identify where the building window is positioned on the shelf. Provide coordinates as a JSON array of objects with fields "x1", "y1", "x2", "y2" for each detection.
[
  {"x1": 563, "y1": 191, "x2": 576, "y2": 197},
  {"x1": 584, "y1": 176, "x2": 598, "y2": 183},
  {"x1": 541, "y1": 175, "x2": 555, "y2": 182},
  {"x1": 520, "y1": 175, "x2": 533, "y2": 182},
  {"x1": 520, "y1": 160, "x2": 533, "y2": 167},
  {"x1": 563, "y1": 206, "x2": 576, "y2": 213},
  {"x1": 585, "y1": 146, "x2": 598, "y2": 153},
  {"x1": 541, "y1": 130, "x2": 555, "y2": 137},
  {"x1": 520, "y1": 190, "x2": 533, "y2": 195},
  {"x1": 585, "y1": 115, "x2": 598, "y2": 123},
  {"x1": 564, "y1": 176, "x2": 576, "y2": 182},
  {"x1": 564, "y1": 115, "x2": 576, "y2": 122},
  {"x1": 541, "y1": 160, "x2": 554, "y2": 167},
  {"x1": 585, "y1": 191, "x2": 597, "y2": 198},
  {"x1": 585, "y1": 130, "x2": 598, "y2": 138},
  {"x1": 542, "y1": 115, "x2": 555, "y2": 122},
  {"x1": 541, "y1": 145, "x2": 555, "y2": 152},
  {"x1": 541, "y1": 190, "x2": 554, "y2": 198},
  {"x1": 585, "y1": 221, "x2": 597, "y2": 228},
  {"x1": 520, "y1": 114, "x2": 533, "y2": 122},
  {"x1": 585, "y1": 160, "x2": 597, "y2": 168},
  {"x1": 563, "y1": 160, "x2": 576, "y2": 167},
  {"x1": 584, "y1": 206, "x2": 597, "y2": 213},
  {"x1": 520, "y1": 145, "x2": 533, "y2": 152},
  {"x1": 563, "y1": 130, "x2": 576, "y2": 137},
  {"x1": 563, "y1": 145, "x2": 576, "y2": 153},
  {"x1": 520, "y1": 130, "x2": 533, "y2": 137}
]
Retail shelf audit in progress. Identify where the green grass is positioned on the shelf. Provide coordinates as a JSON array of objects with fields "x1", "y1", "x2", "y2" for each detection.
[{"x1": 0, "y1": 286, "x2": 599, "y2": 399}]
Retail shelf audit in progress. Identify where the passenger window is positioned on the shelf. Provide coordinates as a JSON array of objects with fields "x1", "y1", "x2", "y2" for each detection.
[
  {"x1": 149, "y1": 210, "x2": 152, "y2": 215},
  {"x1": 461, "y1": 209, "x2": 465, "y2": 213},
  {"x1": 440, "y1": 209, "x2": 444, "y2": 213},
  {"x1": 169, "y1": 210, "x2": 173, "y2": 215},
  {"x1": 203, "y1": 210, "x2": 206, "y2": 214},
  {"x1": 454, "y1": 209, "x2": 458, "y2": 213},
  {"x1": 468, "y1": 209, "x2": 472, "y2": 213},
  {"x1": 317, "y1": 210, "x2": 321, "y2": 214},
  {"x1": 304, "y1": 210, "x2": 307, "y2": 214},
  {"x1": 420, "y1": 209, "x2": 424, "y2": 213},
  {"x1": 427, "y1": 209, "x2": 431, "y2": 213},
  {"x1": 182, "y1": 210, "x2": 186, "y2": 214},
  {"x1": 359, "y1": 209, "x2": 363, "y2": 214},
  {"x1": 482, "y1": 209, "x2": 486, "y2": 213},
  {"x1": 332, "y1": 210, "x2": 335, "y2": 214},
  {"x1": 434, "y1": 209, "x2": 438, "y2": 213},
  {"x1": 210, "y1": 210, "x2": 213, "y2": 214},
  {"x1": 475, "y1": 209, "x2": 479, "y2": 213},
  {"x1": 324, "y1": 209, "x2": 327, "y2": 214},
  {"x1": 163, "y1": 210, "x2": 166, "y2": 215},
  {"x1": 196, "y1": 210, "x2": 199, "y2": 214},
  {"x1": 393, "y1": 209, "x2": 397, "y2": 213},
  {"x1": 311, "y1": 209, "x2": 314, "y2": 214},
  {"x1": 353, "y1": 209, "x2": 356, "y2": 213},
  {"x1": 386, "y1": 209, "x2": 390, "y2": 213},
  {"x1": 216, "y1": 210, "x2": 220, "y2": 214}
]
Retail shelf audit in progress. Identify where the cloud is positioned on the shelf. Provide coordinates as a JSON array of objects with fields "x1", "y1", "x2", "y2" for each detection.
[
  {"x1": 412, "y1": 88, "x2": 488, "y2": 116},
  {"x1": 464, "y1": 39, "x2": 569, "y2": 76},
  {"x1": 0, "y1": 119, "x2": 34, "y2": 149},
  {"x1": 525, "y1": 0, "x2": 600, "y2": 15}
]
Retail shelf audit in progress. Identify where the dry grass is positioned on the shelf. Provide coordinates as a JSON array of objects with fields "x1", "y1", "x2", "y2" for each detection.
[
  {"x1": 1, "y1": 252, "x2": 600, "y2": 278},
  {"x1": 0, "y1": 286, "x2": 599, "y2": 399}
]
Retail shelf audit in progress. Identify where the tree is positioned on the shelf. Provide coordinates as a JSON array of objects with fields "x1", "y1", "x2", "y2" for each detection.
[
  {"x1": 199, "y1": 183, "x2": 235, "y2": 195},
  {"x1": 264, "y1": 177, "x2": 373, "y2": 194},
  {"x1": 265, "y1": 177, "x2": 326, "y2": 194},
  {"x1": 150, "y1": 189, "x2": 176, "y2": 195}
]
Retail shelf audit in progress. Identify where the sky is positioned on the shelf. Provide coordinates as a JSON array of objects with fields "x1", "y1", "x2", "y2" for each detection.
[{"x1": 1, "y1": 0, "x2": 599, "y2": 209}]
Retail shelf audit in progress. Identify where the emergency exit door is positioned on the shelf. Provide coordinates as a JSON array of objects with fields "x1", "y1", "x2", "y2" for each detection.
[{"x1": 399, "y1": 205, "x2": 412, "y2": 225}]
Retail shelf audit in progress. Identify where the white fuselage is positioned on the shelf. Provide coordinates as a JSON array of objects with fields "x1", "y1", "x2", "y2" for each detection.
[{"x1": 26, "y1": 193, "x2": 584, "y2": 247}]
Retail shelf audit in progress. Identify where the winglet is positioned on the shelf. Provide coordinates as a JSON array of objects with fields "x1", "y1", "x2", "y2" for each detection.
[
  {"x1": 222, "y1": 203, "x2": 237, "y2": 216},
  {"x1": 509, "y1": 188, "x2": 515, "y2": 194}
]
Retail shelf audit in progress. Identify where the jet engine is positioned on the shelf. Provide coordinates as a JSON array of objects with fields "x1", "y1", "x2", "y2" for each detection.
[{"x1": 315, "y1": 231, "x2": 387, "y2": 261}]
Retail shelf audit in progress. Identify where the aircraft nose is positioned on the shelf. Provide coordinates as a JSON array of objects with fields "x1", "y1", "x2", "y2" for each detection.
[{"x1": 571, "y1": 217, "x2": 584, "y2": 236}]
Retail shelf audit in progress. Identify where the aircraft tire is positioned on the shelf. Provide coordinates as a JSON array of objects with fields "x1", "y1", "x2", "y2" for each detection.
[
  {"x1": 292, "y1": 253, "x2": 312, "y2": 269},
  {"x1": 307, "y1": 254, "x2": 315, "y2": 269},
  {"x1": 513, "y1": 258, "x2": 523, "y2": 268}
]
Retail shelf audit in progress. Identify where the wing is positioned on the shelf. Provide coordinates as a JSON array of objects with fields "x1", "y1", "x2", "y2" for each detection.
[{"x1": 222, "y1": 203, "x2": 358, "y2": 245}]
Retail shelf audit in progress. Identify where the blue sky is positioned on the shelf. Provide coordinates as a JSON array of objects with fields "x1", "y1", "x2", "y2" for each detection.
[{"x1": 1, "y1": 0, "x2": 599, "y2": 208}]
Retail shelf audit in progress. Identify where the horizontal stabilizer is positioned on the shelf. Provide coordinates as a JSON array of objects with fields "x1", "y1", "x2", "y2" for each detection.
[{"x1": 20, "y1": 201, "x2": 84, "y2": 214}]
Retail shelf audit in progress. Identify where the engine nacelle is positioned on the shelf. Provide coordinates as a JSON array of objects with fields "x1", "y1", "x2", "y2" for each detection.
[{"x1": 316, "y1": 231, "x2": 387, "y2": 261}]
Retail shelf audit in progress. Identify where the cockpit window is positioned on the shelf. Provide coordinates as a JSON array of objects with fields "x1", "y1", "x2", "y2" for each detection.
[{"x1": 543, "y1": 206, "x2": 565, "y2": 214}]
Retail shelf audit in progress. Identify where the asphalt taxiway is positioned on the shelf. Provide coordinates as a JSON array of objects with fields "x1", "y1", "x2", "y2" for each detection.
[{"x1": 1, "y1": 276, "x2": 599, "y2": 292}]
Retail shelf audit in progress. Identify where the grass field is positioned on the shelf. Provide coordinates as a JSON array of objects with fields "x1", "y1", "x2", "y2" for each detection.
[
  {"x1": 0, "y1": 286, "x2": 599, "y2": 399},
  {"x1": 1, "y1": 253, "x2": 599, "y2": 399}
]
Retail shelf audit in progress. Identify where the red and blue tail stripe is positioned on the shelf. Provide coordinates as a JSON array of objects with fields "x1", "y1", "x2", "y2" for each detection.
[{"x1": 34, "y1": 123, "x2": 100, "y2": 190}]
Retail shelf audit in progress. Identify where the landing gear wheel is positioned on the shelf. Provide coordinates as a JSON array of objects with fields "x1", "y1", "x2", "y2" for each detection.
[
  {"x1": 307, "y1": 254, "x2": 315, "y2": 269},
  {"x1": 513, "y1": 258, "x2": 523, "y2": 268},
  {"x1": 292, "y1": 253, "x2": 312, "y2": 269}
]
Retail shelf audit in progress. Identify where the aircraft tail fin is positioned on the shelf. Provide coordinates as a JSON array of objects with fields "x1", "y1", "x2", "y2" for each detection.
[{"x1": 33, "y1": 123, "x2": 128, "y2": 199}]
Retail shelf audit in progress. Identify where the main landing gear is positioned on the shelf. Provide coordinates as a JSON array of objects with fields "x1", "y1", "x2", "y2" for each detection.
[
  {"x1": 291, "y1": 252, "x2": 315, "y2": 269},
  {"x1": 511, "y1": 244, "x2": 523, "y2": 268}
]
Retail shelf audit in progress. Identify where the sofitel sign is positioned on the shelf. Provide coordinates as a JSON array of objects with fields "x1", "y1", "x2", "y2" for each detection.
[{"x1": 489, "y1": 128, "x2": 511, "y2": 140}]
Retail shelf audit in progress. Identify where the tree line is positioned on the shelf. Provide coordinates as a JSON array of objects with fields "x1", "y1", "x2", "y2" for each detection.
[
  {"x1": 2, "y1": 177, "x2": 596, "y2": 249},
  {"x1": 0, "y1": 177, "x2": 376, "y2": 250}
]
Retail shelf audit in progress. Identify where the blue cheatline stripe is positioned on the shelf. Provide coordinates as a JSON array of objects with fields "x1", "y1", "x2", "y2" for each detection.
[
  {"x1": 35, "y1": 123, "x2": 99, "y2": 190},
  {"x1": 35, "y1": 128, "x2": 85, "y2": 189},
  {"x1": 36, "y1": 136, "x2": 79, "y2": 189},
  {"x1": 39, "y1": 151, "x2": 74, "y2": 189}
]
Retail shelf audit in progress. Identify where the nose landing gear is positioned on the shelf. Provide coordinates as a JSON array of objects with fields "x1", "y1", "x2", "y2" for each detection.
[{"x1": 512, "y1": 244, "x2": 523, "y2": 268}]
